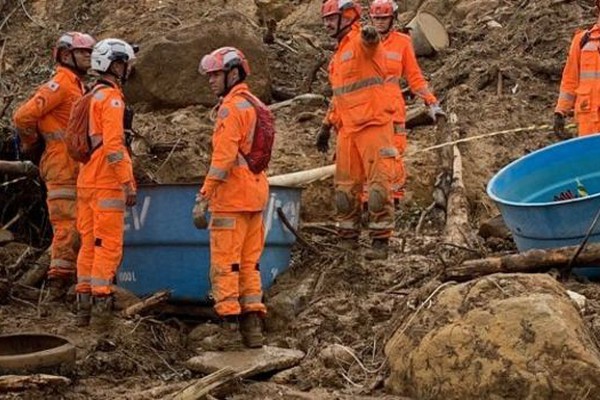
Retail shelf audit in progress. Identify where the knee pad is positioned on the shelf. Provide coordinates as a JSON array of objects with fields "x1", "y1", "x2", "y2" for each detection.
[
  {"x1": 368, "y1": 187, "x2": 387, "y2": 213},
  {"x1": 335, "y1": 190, "x2": 355, "y2": 214}
]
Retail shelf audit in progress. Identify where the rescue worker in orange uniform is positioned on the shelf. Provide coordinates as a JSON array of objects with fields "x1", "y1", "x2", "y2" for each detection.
[
  {"x1": 13, "y1": 32, "x2": 96, "y2": 300},
  {"x1": 316, "y1": 0, "x2": 397, "y2": 260},
  {"x1": 195, "y1": 47, "x2": 268, "y2": 348},
  {"x1": 370, "y1": 0, "x2": 444, "y2": 202},
  {"x1": 554, "y1": 0, "x2": 600, "y2": 138},
  {"x1": 75, "y1": 39, "x2": 137, "y2": 327}
]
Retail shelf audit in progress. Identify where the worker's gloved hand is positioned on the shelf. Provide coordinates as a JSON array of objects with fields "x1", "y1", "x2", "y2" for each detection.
[
  {"x1": 361, "y1": 25, "x2": 379, "y2": 44},
  {"x1": 192, "y1": 194, "x2": 209, "y2": 230},
  {"x1": 428, "y1": 103, "x2": 446, "y2": 123},
  {"x1": 316, "y1": 123, "x2": 332, "y2": 153},
  {"x1": 553, "y1": 112, "x2": 568, "y2": 140},
  {"x1": 123, "y1": 182, "x2": 137, "y2": 207}
]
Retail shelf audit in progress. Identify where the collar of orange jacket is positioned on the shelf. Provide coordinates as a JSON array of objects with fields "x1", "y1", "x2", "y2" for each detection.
[
  {"x1": 223, "y1": 82, "x2": 250, "y2": 102},
  {"x1": 339, "y1": 22, "x2": 360, "y2": 46},
  {"x1": 56, "y1": 65, "x2": 83, "y2": 85}
]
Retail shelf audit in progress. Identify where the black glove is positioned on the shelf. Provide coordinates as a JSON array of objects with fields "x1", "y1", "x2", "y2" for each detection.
[
  {"x1": 192, "y1": 194, "x2": 209, "y2": 230},
  {"x1": 553, "y1": 113, "x2": 567, "y2": 140},
  {"x1": 361, "y1": 25, "x2": 379, "y2": 44},
  {"x1": 316, "y1": 124, "x2": 332, "y2": 153}
]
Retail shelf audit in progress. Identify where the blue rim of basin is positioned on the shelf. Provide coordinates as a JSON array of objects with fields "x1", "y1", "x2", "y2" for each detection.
[{"x1": 487, "y1": 136, "x2": 600, "y2": 207}]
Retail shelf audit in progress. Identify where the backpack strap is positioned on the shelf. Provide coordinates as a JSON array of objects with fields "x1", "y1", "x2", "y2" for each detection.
[
  {"x1": 87, "y1": 84, "x2": 110, "y2": 154},
  {"x1": 579, "y1": 27, "x2": 595, "y2": 49}
]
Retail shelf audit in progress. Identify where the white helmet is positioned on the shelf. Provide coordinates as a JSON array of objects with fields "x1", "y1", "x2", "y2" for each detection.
[{"x1": 91, "y1": 38, "x2": 136, "y2": 73}]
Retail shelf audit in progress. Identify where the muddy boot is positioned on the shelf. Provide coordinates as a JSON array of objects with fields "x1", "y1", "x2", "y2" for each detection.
[
  {"x1": 240, "y1": 312, "x2": 265, "y2": 349},
  {"x1": 45, "y1": 277, "x2": 72, "y2": 302},
  {"x1": 75, "y1": 293, "x2": 92, "y2": 327},
  {"x1": 92, "y1": 295, "x2": 114, "y2": 329},
  {"x1": 199, "y1": 316, "x2": 242, "y2": 351},
  {"x1": 364, "y1": 238, "x2": 389, "y2": 261}
]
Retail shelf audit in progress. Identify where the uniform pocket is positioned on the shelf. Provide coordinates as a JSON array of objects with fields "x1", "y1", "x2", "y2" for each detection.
[{"x1": 575, "y1": 87, "x2": 592, "y2": 114}]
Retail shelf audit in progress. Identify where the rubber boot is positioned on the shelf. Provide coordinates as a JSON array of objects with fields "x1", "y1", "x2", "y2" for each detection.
[
  {"x1": 45, "y1": 277, "x2": 72, "y2": 302},
  {"x1": 92, "y1": 295, "x2": 114, "y2": 329},
  {"x1": 75, "y1": 293, "x2": 92, "y2": 327},
  {"x1": 364, "y1": 238, "x2": 389, "y2": 261},
  {"x1": 239, "y1": 312, "x2": 264, "y2": 349},
  {"x1": 198, "y1": 316, "x2": 241, "y2": 351}
]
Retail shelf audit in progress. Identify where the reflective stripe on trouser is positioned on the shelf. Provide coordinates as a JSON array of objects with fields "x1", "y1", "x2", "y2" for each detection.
[
  {"x1": 76, "y1": 188, "x2": 125, "y2": 296},
  {"x1": 46, "y1": 185, "x2": 79, "y2": 279},
  {"x1": 209, "y1": 211, "x2": 267, "y2": 317},
  {"x1": 334, "y1": 123, "x2": 395, "y2": 239}
]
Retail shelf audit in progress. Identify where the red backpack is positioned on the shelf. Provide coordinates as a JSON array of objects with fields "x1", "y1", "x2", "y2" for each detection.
[
  {"x1": 64, "y1": 85, "x2": 105, "y2": 163},
  {"x1": 239, "y1": 93, "x2": 275, "y2": 174}
]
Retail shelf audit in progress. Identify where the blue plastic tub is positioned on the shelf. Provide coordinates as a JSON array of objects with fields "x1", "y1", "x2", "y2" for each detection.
[
  {"x1": 487, "y1": 135, "x2": 600, "y2": 277},
  {"x1": 117, "y1": 184, "x2": 302, "y2": 303}
]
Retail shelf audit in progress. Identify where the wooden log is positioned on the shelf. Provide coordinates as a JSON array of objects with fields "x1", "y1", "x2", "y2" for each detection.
[
  {"x1": 17, "y1": 249, "x2": 50, "y2": 287},
  {"x1": 170, "y1": 367, "x2": 236, "y2": 400},
  {"x1": 122, "y1": 290, "x2": 170, "y2": 318},
  {"x1": 269, "y1": 94, "x2": 325, "y2": 111},
  {"x1": 0, "y1": 160, "x2": 37, "y2": 176},
  {"x1": 444, "y1": 242, "x2": 600, "y2": 282},
  {"x1": 444, "y1": 144, "x2": 472, "y2": 246},
  {"x1": 129, "y1": 382, "x2": 190, "y2": 400},
  {"x1": 268, "y1": 165, "x2": 335, "y2": 187},
  {"x1": 405, "y1": 105, "x2": 433, "y2": 129},
  {"x1": 0, "y1": 374, "x2": 71, "y2": 391}
]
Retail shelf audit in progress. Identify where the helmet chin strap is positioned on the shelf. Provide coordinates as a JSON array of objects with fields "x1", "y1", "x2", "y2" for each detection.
[
  {"x1": 332, "y1": 13, "x2": 359, "y2": 39},
  {"x1": 220, "y1": 69, "x2": 241, "y2": 97}
]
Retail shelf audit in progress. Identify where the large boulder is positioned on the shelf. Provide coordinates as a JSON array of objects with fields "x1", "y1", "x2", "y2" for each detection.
[
  {"x1": 385, "y1": 274, "x2": 600, "y2": 399},
  {"x1": 125, "y1": 11, "x2": 270, "y2": 108}
]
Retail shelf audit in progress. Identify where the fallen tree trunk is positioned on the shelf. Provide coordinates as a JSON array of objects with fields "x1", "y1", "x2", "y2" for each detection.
[
  {"x1": 405, "y1": 105, "x2": 433, "y2": 129},
  {"x1": 170, "y1": 367, "x2": 236, "y2": 400},
  {"x1": 444, "y1": 143, "x2": 472, "y2": 246},
  {"x1": 0, "y1": 374, "x2": 71, "y2": 391},
  {"x1": 0, "y1": 160, "x2": 38, "y2": 176},
  {"x1": 444, "y1": 242, "x2": 600, "y2": 282},
  {"x1": 122, "y1": 290, "x2": 170, "y2": 318},
  {"x1": 268, "y1": 165, "x2": 335, "y2": 187}
]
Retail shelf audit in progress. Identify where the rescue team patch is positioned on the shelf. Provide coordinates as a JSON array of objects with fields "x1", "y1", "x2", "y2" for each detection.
[
  {"x1": 218, "y1": 107, "x2": 230, "y2": 119},
  {"x1": 47, "y1": 81, "x2": 60, "y2": 91},
  {"x1": 111, "y1": 99, "x2": 123, "y2": 108}
]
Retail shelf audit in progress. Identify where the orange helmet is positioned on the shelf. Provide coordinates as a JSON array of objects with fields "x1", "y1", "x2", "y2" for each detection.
[
  {"x1": 321, "y1": 0, "x2": 361, "y2": 20},
  {"x1": 199, "y1": 47, "x2": 250, "y2": 77},
  {"x1": 53, "y1": 32, "x2": 96, "y2": 62},
  {"x1": 369, "y1": 0, "x2": 398, "y2": 18}
]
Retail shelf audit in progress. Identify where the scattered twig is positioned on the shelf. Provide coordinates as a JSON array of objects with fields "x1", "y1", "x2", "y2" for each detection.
[
  {"x1": 397, "y1": 281, "x2": 456, "y2": 337},
  {"x1": 19, "y1": 0, "x2": 45, "y2": 28},
  {"x1": 0, "y1": 5, "x2": 19, "y2": 32},
  {"x1": 415, "y1": 201, "x2": 436, "y2": 236},
  {"x1": 154, "y1": 137, "x2": 182, "y2": 177},
  {"x1": 276, "y1": 207, "x2": 322, "y2": 255},
  {"x1": 2, "y1": 211, "x2": 22, "y2": 230},
  {"x1": 274, "y1": 38, "x2": 299, "y2": 54},
  {"x1": 123, "y1": 290, "x2": 171, "y2": 318}
]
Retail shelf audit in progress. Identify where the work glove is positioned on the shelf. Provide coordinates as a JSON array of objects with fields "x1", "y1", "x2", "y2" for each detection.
[
  {"x1": 192, "y1": 194, "x2": 209, "y2": 230},
  {"x1": 553, "y1": 112, "x2": 568, "y2": 140},
  {"x1": 316, "y1": 123, "x2": 332, "y2": 153},
  {"x1": 361, "y1": 25, "x2": 379, "y2": 44},
  {"x1": 428, "y1": 103, "x2": 446, "y2": 123},
  {"x1": 123, "y1": 182, "x2": 137, "y2": 207}
]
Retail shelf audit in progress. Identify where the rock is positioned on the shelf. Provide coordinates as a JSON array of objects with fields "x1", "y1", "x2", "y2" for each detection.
[
  {"x1": 186, "y1": 346, "x2": 305, "y2": 378},
  {"x1": 0, "y1": 229, "x2": 14, "y2": 246},
  {"x1": 125, "y1": 11, "x2": 271, "y2": 109},
  {"x1": 566, "y1": 290, "x2": 587, "y2": 313},
  {"x1": 478, "y1": 214, "x2": 511, "y2": 240},
  {"x1": 319, "y1": 344, "x2": 356, "y2": 368},
  {"x1": 256, "y1": 0, "x2": 294, "y2": 23},
  {"x1": 270, "y1": 366, "x2": 301, "y2": 384},
  {"x1": 486, "y1": 20, "x2": 503, "y2": 29},
  {"x1": 385, "y1": 274, "x2": 600, "y2": 399}
]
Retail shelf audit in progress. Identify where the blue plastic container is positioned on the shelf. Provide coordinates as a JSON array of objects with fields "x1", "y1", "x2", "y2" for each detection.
[
  {"x1": 117, "y1": 184, "x2": 302, "y2": 303},
  {"x1": 487, "y1": 135, "x2": 600, "y2": 277}
]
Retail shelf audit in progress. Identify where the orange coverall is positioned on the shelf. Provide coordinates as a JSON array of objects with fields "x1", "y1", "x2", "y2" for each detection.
[
  {"x1": 556, "y1": 24, "x2": 600, "y2": 136},
  {"x1": 200, "y1": 83, "x2": 269, "y2": 317},
  {"x1": 76, "y1": 81, "x2": 135, "y2": 297},
  {"x1": 13, "y1": 66, "x2": 84, "y2": 280},
  {"x1": 329, "y1": 23, "x2": 396, "y2": 239},
  {"x1": 382, "y1": 31, "x2": 438, "y2": 199}
]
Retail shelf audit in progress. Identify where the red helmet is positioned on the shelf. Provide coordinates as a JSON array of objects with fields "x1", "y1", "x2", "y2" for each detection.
[
  {"x1": 199, "y1": 47, "x2": 250, "y2": 76},
  {"x1": 369, "y1": 0, "x2": 398, "y2": 18},
  {"x1": 321, "y1": 0, "x2": 361, "y2": 20},
  {"x1": 53, "y1": 32, "x2": 96, "y2": 62}
]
